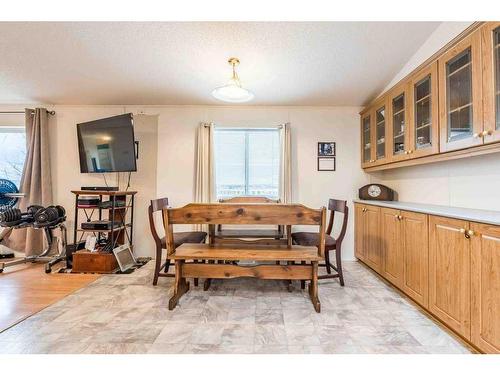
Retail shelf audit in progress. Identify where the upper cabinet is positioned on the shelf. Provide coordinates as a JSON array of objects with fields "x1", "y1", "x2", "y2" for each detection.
[
  {"x1": 361, "y1": 22, "x2": 500, "y2": 170},
  {"x1": 439, "y1": 29, "x2": 483, "y2": 152},
  {"x1": 360, "y1": 110, "x2": 373, "y2": 168},
  {"x1": 387, "y1": 83, "x2": 410, "y2": 162},
  {"x1": 373, "y1": 98, "x2": 389, "y2": 165},
  {"x1": 482, "y1": 22, "x2": 500, "y2": 144},
  {"x1": 409, "y1": 62, "x2": 440, "y2": 158}
]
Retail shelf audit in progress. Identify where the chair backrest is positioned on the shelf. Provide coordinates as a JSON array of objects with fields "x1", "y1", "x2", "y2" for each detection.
[
  {"x1": 219, "y1": 196, "x2": 281, "y2": 204},
  {"x1": 148, "y1": 198, "x2": 169, "y2": 247},
  {"x1": 326, "y1": 199, "x2": 349, "y2": 245},
  {"x1": 164, "y1": 203, "x2": 326, "y2": 256}
]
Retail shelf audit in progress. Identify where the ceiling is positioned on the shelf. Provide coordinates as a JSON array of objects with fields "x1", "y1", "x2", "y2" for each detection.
[{"x1": 0, "y1": 22, "x2": 440, "y2": 106}]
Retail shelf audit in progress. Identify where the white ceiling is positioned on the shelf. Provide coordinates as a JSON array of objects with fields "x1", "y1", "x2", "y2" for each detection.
[{"x1": 0, "y1": 22, "x2": 440, "y2": 106}]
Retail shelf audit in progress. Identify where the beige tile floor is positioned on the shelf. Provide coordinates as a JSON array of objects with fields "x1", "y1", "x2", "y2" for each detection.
[{"x1": 0, "y1": 261, "x2": 471, "y2": 354}]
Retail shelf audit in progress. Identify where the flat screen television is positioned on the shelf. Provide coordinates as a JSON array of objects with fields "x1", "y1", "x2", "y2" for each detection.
[{"x1": 77, "y1": 113, "x2": 137, "y2": 173}]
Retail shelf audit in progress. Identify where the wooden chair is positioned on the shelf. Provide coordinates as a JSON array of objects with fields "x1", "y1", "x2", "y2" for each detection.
[
  {"x1": 163, "y1": 203, "x2": 327, "y2": 312},
  {"x1": 291, "y1": 199, "x2": 348, "y2": 286},
  {"x1": 148, "y1": 198, "x2": 207, "y2": 286}
]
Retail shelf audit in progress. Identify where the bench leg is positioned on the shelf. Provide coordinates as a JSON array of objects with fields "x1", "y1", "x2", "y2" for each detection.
[
  {"x1": 286, "y1": 261, "x2": 294, "y2": 292},
  {"x1": 193, "y1": 260, "x2": 199, "y2": 287},
  {"x1": 168, "y1": 260, "x2": 190, "y2": 310},
  {"x1": 300, "y1": 261, "x2": 306, "y2": 289},
  {"x1": 308, "y1": 261, "x2": 320, "y2": 313},
  {"x1": 203, "y1": 260, "x2": 214, "y2": 291}
]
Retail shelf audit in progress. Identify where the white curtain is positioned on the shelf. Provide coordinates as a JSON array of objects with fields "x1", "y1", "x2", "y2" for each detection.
[
  {"x1": 194, "y1": 122, "x2": 215, "y2": 231},
  {"x1": 279, "y1": 123, "x2": 292, "y2": 203}
]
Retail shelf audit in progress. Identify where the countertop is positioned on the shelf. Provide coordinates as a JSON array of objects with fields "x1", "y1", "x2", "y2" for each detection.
[{"x1": 353, "y1": 199, "x2": 500, "y2": 226}]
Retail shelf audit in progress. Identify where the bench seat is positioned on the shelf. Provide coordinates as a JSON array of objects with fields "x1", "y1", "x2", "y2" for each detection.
[
  {"x1": 213, "y1": 229, "x2": 283, "y2": 239},
  {"x1": 171, "y1": 243, "x2": 322, "y2": 262}
]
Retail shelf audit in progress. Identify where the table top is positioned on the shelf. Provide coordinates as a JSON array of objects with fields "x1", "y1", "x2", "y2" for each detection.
[{"x1": 353, "y1": 199, "x2": 500, "y2": 226}]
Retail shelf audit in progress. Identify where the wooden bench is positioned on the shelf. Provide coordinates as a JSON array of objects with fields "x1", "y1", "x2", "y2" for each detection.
[
  {"x1": 215, "y1": 196, "x2": 285, "y2": 244},
  {"x1": 163, "y1": 203, "x2": 326, "y2": 312}
]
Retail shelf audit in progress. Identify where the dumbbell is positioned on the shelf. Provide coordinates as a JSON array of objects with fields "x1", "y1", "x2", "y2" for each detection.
[
  {"x1": 0, "y1": 205, "x2": 43, "y2": 224},
  {"x1": 34, "y1": 205, "x2": 66, "y2": 226}
]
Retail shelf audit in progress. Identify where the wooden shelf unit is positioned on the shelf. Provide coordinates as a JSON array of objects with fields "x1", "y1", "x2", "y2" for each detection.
[{"x1": 71, "y1": 190, "x2": 137, "y2": 254}]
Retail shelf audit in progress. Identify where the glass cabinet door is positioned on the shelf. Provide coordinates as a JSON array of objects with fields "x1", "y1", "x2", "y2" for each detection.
[
  {"x1": 375, "y1": 105, "x2": 386, "y2": 162},
  {"x1": 414, "y1": 75, "x2": 433, "y2": 150},
  {"x1": 481, "y1": 22, "x2": 500, "y2": 144},
  {"x1": 446, "y1": 49, "x2": 473, "y2": 142},
  {"x1": 496, "y1": 28, "x2": 500, "y2": 131},
  {"x1": 409, "y1": 61, "x2": 439, "y2": 158},
  {"x1": 392, "y1": 92, "x2": 406, "y2": 157},
  {"x1": 361, "y1": 114, "x2": 372, "y2": 165},
  {"x1": 439, "y1": 30, "x2": 482, "y2": 152}
]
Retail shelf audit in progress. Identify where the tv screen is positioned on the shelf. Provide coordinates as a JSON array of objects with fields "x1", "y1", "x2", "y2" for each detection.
[{"x1": 77, "y1": 113, "x2": 137, "y2": 173}]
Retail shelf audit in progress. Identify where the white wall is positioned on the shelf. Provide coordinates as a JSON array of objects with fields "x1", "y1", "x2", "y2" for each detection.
[
  {"x1": 369, "y1": 22, "x2": 500, "y2": 212},
  {"x1": 1, "y1": 104, "x2": 367, "y2": 260},
  {"x1": 48, "y1": 107, "x2": 158, "y2": 258},
  {"x1": 151, "y1": 106, "x2": 367, "y2": 260}
]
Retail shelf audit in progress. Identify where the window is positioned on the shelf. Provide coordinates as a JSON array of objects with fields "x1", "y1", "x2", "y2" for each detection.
[
  {"x1": 0, "y1": 126, "x2": 26, "y2": 189},
  {"x1": 214, "y1": 128, "x2": 280, "y2": 200}
]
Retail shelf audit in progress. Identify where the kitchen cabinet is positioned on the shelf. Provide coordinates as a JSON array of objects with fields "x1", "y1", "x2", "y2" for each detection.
[
  {"x1": 354, "y1": 201, "x2": 500, "y2": 352},
  {"x1": 387, "y1": 84, "x2": 411, "y2": 162},
  {"x1": 429, "y1": 215, "x2": 471, "y2": 338},
  {"x1": 379, "y1": 208, "x2": 429, "y2": 303},
  {"x1": 361, "y1": 23, "x2": 500, "y2": 171},
  {"x1": 481, "y1": 22, "x2": 500, "y2": 144},
  {"x1": 401, "y1": 211, "x2": 429, "y2": 308},
  {"x1": 354, "y1": 204, "x2": 381, "y2": 272},
  {"x1": 470, "y1": 222, "x2": 500, "y2": 353},
  {"x1": 380, "y1": 207, "x2": 403, "y2": 287},
  {"x1": 372, "y1": 98, "x2": 389, "y2": 166},
  {"x1": 360, "y1": 111, "x2": 374, "y2": 168},
  {"x1": 439, "y1": 29, "x2": 483, "y2": 152},
  {"x1": 408, "y1": 62, "x2": 440, "y2": 158}
]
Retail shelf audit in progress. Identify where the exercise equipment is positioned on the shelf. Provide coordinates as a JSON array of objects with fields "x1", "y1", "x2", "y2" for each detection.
[
  {"x1": 0, "y1": 179, "x2": 25, "y2": 260},
  {"x1": 0, "y1": 202, "x2": 68, "y2": 273}
]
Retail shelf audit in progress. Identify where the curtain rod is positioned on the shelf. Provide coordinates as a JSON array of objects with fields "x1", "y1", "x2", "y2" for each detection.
[{"x1": 0, "y1": 110, "x2": 56, "y2": 115}]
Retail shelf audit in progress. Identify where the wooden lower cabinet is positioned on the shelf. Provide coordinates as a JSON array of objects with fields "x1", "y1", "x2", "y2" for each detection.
[
  {"x1": 355, "y1": 204, "x2": 381, "y2": 272},
  {"x1": 355, "y1": 203, "x2": 500, "y2": 353},
  {"x1": 401, "y1": 211, "x2": 429, "y2": 308},
  {"x1": 380, "y1": 208, "x2": 403, "y2": 288},
  {"x1": 364, "y1": 205, "x2": 382, "y2": 273},
  {"x1": 470, "y1": 223, "x2": 500, "y2": 353},
  {"x1": 429, "y1": 215, "x2": 471, "y2": 339},
  {"x1": 354, "y1": 204, "x2": 367, "y2": 261},
  {"x1": 379, "y1": 208, "x2": 428, "y2": 306}
]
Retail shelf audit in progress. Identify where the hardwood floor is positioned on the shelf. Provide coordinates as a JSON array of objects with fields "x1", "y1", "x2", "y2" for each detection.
[{"x1": 0, "y1": 262, "x2": 100, "y2": 332}]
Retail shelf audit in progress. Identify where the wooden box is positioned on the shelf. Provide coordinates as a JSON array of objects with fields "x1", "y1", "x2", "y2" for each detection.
[{"x1": 72, "y1": 250, "x2": 118, "y2": 274}]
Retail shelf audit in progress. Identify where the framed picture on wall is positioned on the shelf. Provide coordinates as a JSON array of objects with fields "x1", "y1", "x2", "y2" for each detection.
[
  {"x1": 318, "y1": 157, "x2": 336, "y2": 171},
  {"x1": 318, "y1": 142, "x2": 336, "y2": 156}
]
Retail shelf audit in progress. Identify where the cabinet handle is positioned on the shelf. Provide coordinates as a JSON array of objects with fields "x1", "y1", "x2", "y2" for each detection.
[
  {"x1": 473, "y1": 133, "x2": 483, "y2": 138},
  {"x1": 362, "y1": 208, "x2": 367, "y2": 213},
  {"x1": 398, "y1": 215, "x2": 403, "y2": 220},
  {"x1": 459, "y1": 228, "x2": 466, "y2": 234},
  {"x1": 404, "y1": 150, "x2": 409, "y2": 155},
  {"x1": 482, "y1": 130, "x2": 493, "y2": 137},
  {"x1": 408, "y1": 150, "x2": 413, "y2": 154},
  {"x1": 467, "y1": 230, "x2": 475, "y2": 237}
]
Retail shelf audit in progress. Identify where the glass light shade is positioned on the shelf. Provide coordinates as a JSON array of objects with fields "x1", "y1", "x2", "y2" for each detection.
[{"x1": 212, "y1": 78, "x2": 254, "y2": 103}]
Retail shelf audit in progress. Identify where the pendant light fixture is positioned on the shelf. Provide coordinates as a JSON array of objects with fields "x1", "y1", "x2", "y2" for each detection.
[{"x1": 212, "y1": 57, "x2": 254, "y2": 103}]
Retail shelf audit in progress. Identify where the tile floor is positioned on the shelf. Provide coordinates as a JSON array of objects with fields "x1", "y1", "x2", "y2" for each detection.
[{"x1": 0, "y1": 261, "x2": 471, "y2": 354}]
